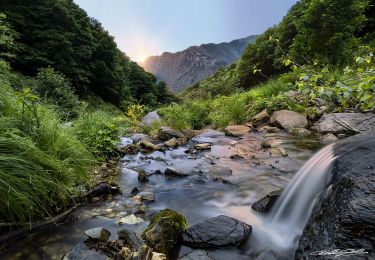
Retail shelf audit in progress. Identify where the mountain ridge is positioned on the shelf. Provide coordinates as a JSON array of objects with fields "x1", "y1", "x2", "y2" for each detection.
[{"x1": 142, "y1": 35, "x2": 257, "y2": 92}]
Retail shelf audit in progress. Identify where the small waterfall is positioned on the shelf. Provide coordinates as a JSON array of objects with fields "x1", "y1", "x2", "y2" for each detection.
[{"x1": 247, "y1": 143, "x2": 337, "y2": 259}]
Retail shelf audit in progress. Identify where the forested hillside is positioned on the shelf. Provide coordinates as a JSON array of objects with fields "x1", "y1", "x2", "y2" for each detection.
[
  {"x1": 0, "y1": 0, "x2": 174, "y2": 107},
  {"x1": 181, "y1": 0, "x2": 374, "y2": 100}
]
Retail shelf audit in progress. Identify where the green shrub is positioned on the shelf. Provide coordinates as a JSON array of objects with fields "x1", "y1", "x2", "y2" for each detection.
[{"x1": 73, "y1": 111, "x2": 123, "y2": 160}]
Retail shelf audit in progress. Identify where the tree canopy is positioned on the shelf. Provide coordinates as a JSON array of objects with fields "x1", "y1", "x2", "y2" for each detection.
[{"x1": 0, "y1": 0, "x2": 174, "y2": 108}]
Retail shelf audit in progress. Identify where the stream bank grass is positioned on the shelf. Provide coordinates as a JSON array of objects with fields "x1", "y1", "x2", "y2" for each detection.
[{"x1": 0, "y1": 75, "x2": 92, "y2": 223}]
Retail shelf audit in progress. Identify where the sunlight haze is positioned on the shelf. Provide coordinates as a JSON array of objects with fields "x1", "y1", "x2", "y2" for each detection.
[{"x1": 74, "y1": 0, "x2": 298, "y2": 61}]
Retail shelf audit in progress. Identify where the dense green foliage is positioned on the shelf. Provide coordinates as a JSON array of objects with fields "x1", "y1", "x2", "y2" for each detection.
[
  {"x1": 0, "y1": 0, "x2": 175, "y2": 108},
  {"x1": 182, "y1": 0, "x2": 374, "y2": 99}
]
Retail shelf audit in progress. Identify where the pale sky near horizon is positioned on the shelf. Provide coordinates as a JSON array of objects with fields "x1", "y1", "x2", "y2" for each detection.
[{"x1": 74, "y1": 0, "x2": 298, "y2": 62}]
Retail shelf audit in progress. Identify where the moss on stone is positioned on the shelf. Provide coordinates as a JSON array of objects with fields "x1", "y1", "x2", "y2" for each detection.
[{"x1": 141, "y1": 209, "x2": 187, "y2": 254}]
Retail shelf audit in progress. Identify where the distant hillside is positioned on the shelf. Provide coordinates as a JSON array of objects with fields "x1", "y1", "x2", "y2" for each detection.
[{"x1": 142, "y1": 35, "x2": 257, "y2": 92}]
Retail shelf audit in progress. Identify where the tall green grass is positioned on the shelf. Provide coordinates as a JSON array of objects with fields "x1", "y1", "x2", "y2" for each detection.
[{"x1": 0, "y1": 63, "x2": 92, "y2": 223}]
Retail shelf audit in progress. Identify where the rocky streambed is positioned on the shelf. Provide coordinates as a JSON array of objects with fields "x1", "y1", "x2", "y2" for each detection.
[
  {"x1": 1, "y1": 110, "x2": 374, "y2": 260},
  {"x1": 0, "y1": 127, "x2": 322, "y2": 260}
]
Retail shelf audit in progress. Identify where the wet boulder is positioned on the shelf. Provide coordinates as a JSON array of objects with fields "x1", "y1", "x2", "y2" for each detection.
[
  {"x1": 194, "y1": 143, "x2": 211, "y2": 151},
  {"x1": 164, "y1": 167, "x2": 190, "y2": 177},
  {"x1": 157, "y1": 127, "x2": 184, "y2": 141},
  {"x1": 138, "y1": 139, "x2": 162, "y2": 151},
  {"x1": 182, "y1": 215, "x2": 251, "y2": 249},
  {"x1": 312, "y1": 113, "x2": 375, "y2": 134},
  {"x1": 85, "y1": 182, "x2": 120, "y2": 200},
  {"x1": 224, "y1": 125, "x2": 252, "y2": 137},
  {"x1": 270, "y1": 110, "x2": 308, "y2": 130},
  {"x1": 131, "y1": 133, "x2": 153, "y2": 143},
  {"x1": 296, "y1": 132, "x2": 375, "y2": 259},
  {"x1": 164, "y1": 137, "x2": 179, "y2": 148},
  {"x1": 207, "y1": 166, "x2": 232, "y2": 177},
  {"x1": 142, "y1": 209, "x2": 187, "y2": 254},
  {"x1": 251, "y1": 190, "x2": 283, "y2": 213}
]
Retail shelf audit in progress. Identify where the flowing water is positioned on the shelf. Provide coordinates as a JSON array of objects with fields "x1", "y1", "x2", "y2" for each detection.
[
  {"x1": 0, "y1": 131, "x2": 323, "y2": 260},
  {"x1": 247, "y1": 144, "x2": 336, "y2": 259}
]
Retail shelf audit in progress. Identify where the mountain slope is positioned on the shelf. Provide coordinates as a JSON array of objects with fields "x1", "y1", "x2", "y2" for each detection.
[{"x1": 142, "y1": 35, "x2": 257, "y2": 92}]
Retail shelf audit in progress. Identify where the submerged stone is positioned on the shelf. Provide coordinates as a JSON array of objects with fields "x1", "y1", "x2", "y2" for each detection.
[
  {"x1": 182, "y1": 215, "x2": 251, "y2": 249},
  {"x1": 251, "y1": 190, "x2": 283, "y2": 213}
]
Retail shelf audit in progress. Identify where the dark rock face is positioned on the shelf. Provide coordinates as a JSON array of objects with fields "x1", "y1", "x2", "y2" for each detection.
[
  {"x1": 251, "y1": 190, "x2": 283, "y2": 213},
  {"x1": 142, "y1": 36, "x2": 257, "y2": 92},
  {"x1": 182, "y1": 215, "x2": 251, "y2": 249},
  {"x1": 296, "y1": 132, "x2": 375, "y2": 259}
]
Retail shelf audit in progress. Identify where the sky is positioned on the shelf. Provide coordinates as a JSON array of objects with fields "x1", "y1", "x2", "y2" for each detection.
[{"x1": 74, "y1": 0, "x2": 298, "y2": 62}]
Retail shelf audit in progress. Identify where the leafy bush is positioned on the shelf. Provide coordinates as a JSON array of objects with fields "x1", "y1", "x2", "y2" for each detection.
[
  {"x1": 73, "y1": 111, "x2": 123, "y2": 160},
  {"x1": 293, "y1": 50, "x2": 375, "y2": 112},
  {"x1": 35, "y1": 67, "x2": 80, "y2": 120}
]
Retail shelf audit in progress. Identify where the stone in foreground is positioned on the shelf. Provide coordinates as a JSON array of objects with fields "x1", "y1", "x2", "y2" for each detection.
[
  {"x1": 270, "y1": 110, "x2": 308, "y2": 130},
  {"x1": 312, "y1": 113, "x2": 375, "y2": 134},
  {"x1": 142, "y1": 209, "x2": 187, "y2": 254},
  {"x1": 251, "y1": 190, "x2": 283, "y2": 213},
  {"x1": 180, "y1": 249, "x2": 214, "y2": 260},
  {"x1": 224, "y1": 125, "x2": 251, "y2": 137},
  {"x1": 182, "y1": 215, "x2": 251, "y2": 249},
  {"x1": 84, "y1": 227, "x2": 111, "y2": 242}
]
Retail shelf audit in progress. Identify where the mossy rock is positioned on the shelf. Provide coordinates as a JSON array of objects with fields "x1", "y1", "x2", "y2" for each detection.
[{"x1": 141, "y1": 209, "x2": 187, "y2": 254}]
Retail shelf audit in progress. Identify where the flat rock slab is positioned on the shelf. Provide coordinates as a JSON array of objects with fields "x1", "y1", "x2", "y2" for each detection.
[
  {"x1": 224, "y1": 125, "x2": 251, "y2": 137},
  {"x1": 312, "y1": 113, "x2": 375, "y2": 134},
  {"x1": 271, "y1": 110, "x2": 307, "y2": 130},
  {"x1": 182, "y1": 215, "x2": 251, "y2": 249}
]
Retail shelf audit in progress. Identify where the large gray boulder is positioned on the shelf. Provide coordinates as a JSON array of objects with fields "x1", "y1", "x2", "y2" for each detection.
[
  {"x1": 182, "y1": 215, "x2": 251, "y2": 249},
  {"x1": 141, "y1": 111, "x2": 161, "y2": 127},
  {"x1": 312, "y1": 113, "x2": 375, "y2": 134},
  {"x1": 296, "y1": 132, "x2": 375, "y2": 259},
  {"x1": 270, "y1": 110, "x2": 308, "y2": 130}
]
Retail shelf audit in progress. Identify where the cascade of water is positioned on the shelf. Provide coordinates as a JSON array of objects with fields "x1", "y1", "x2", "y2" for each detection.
[{"x1": 247, "y1": 143, "x2": 337, "y2": 259}]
